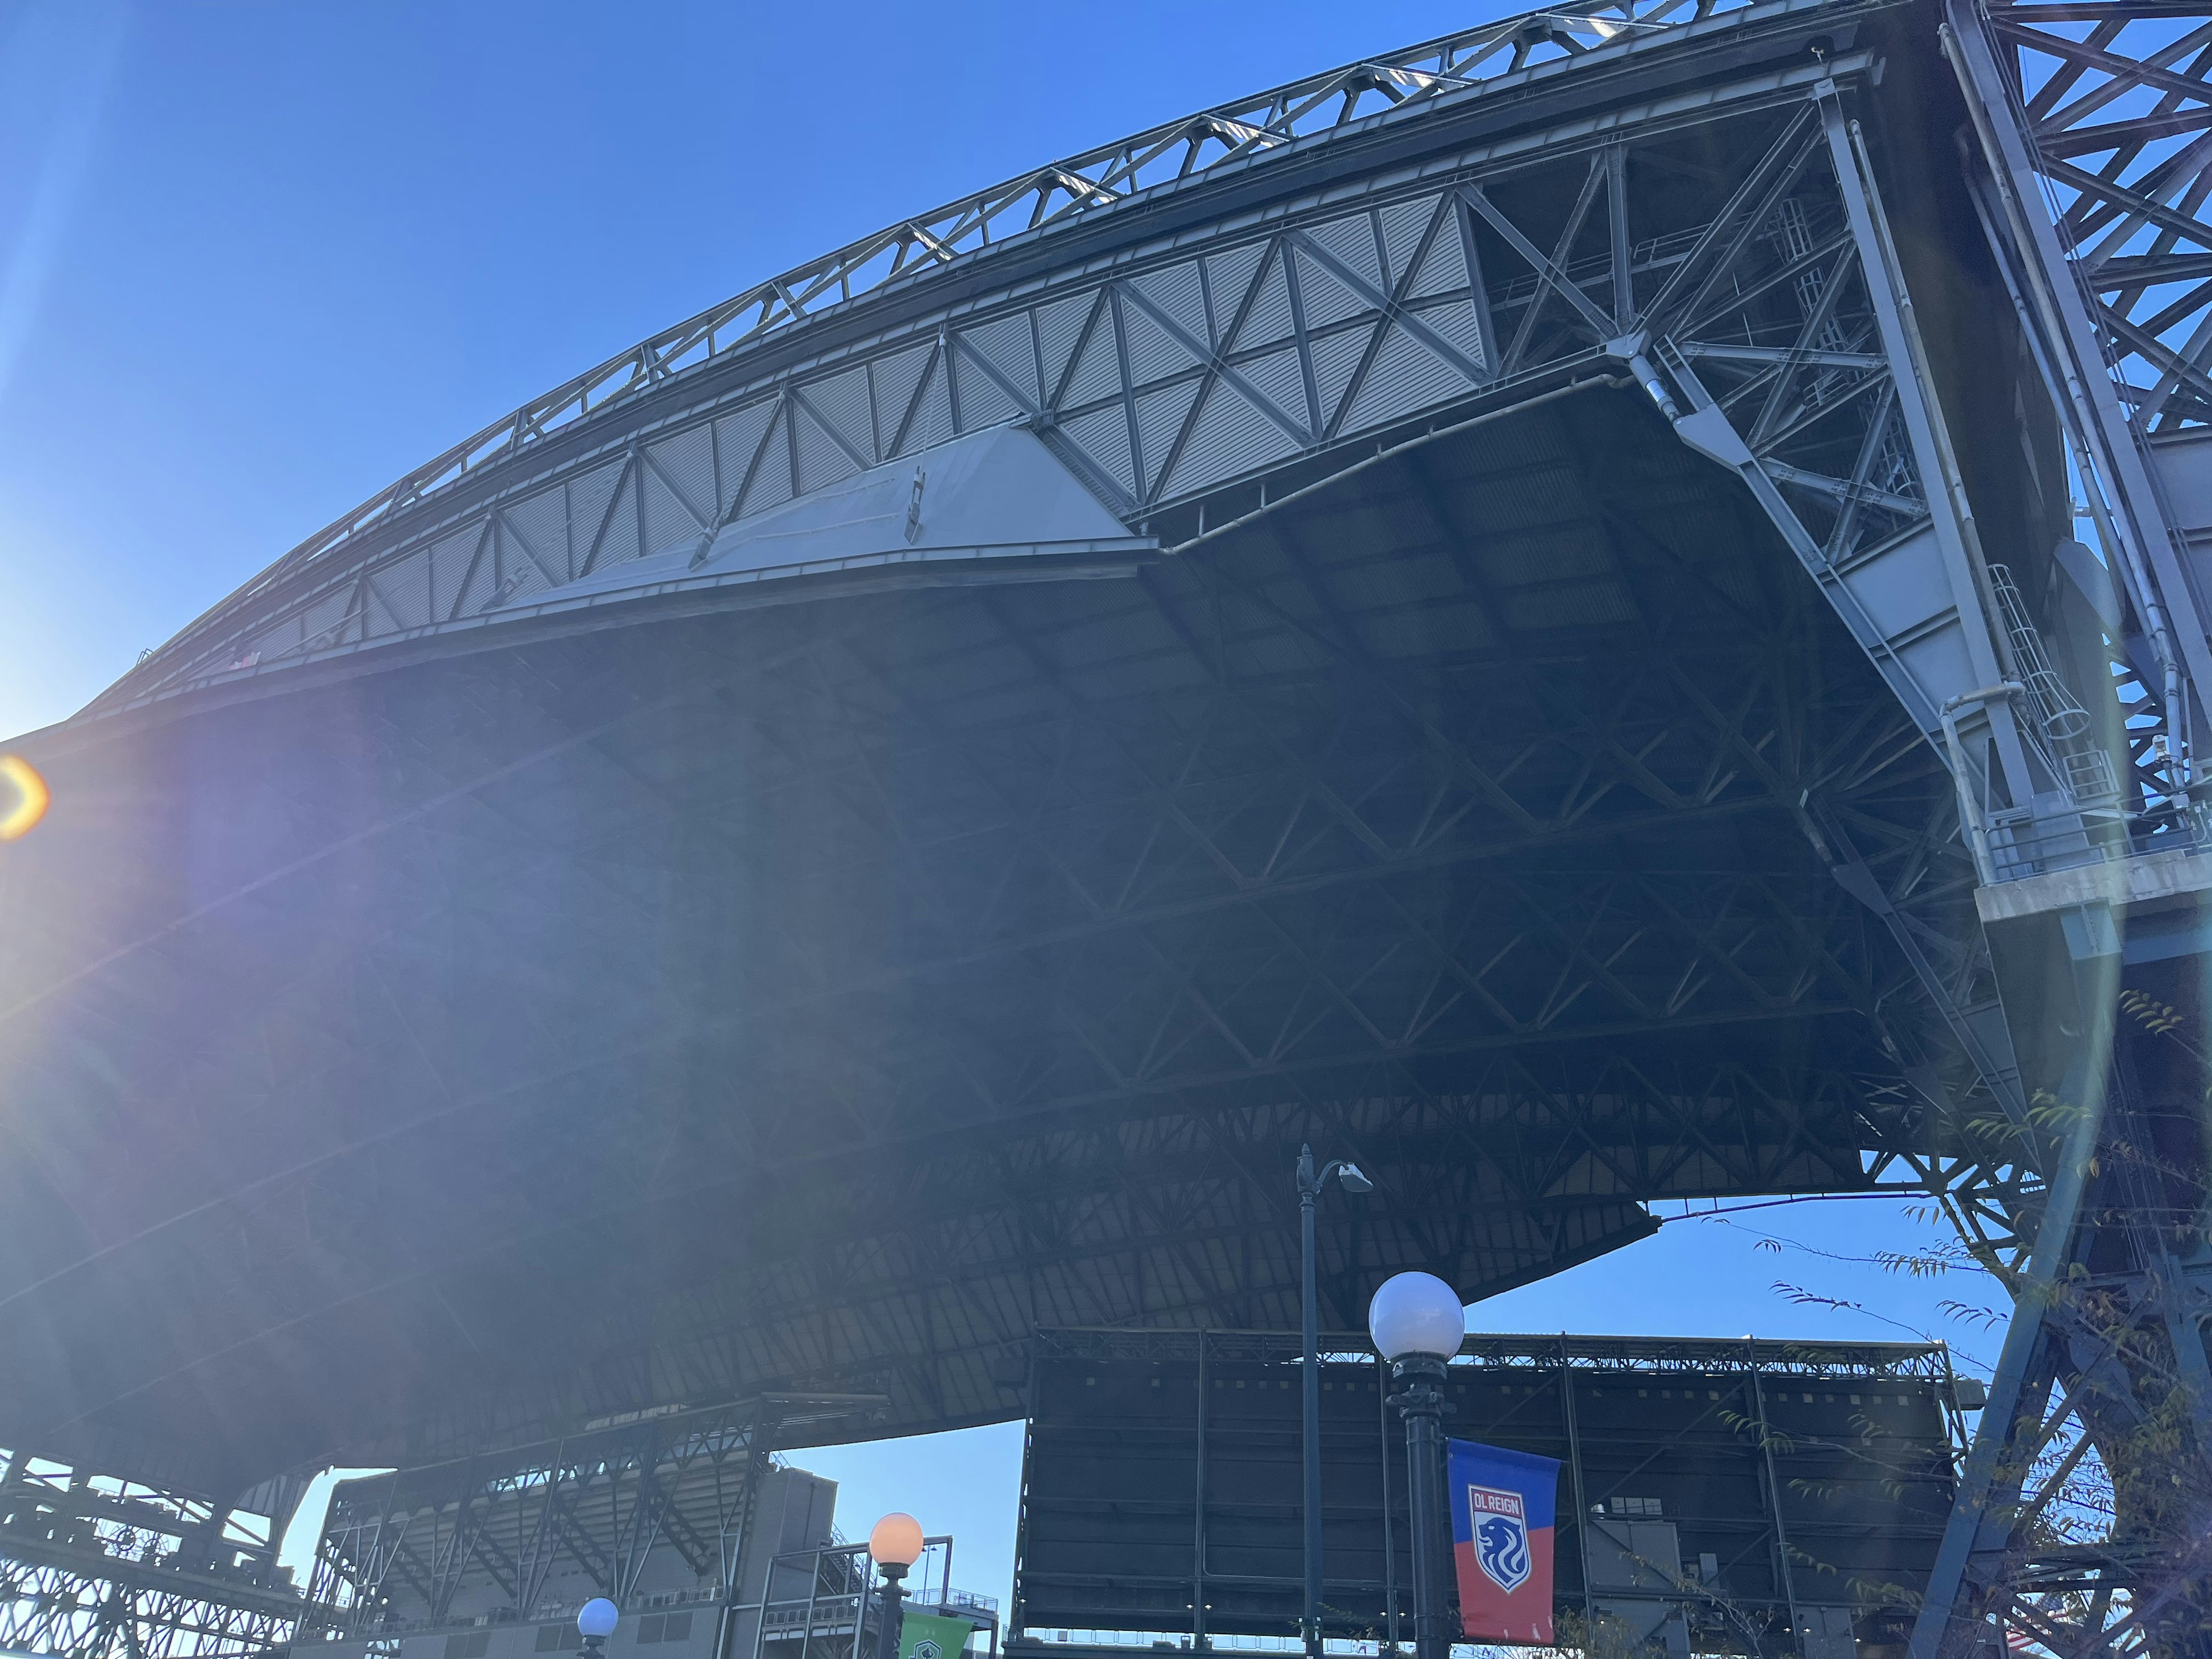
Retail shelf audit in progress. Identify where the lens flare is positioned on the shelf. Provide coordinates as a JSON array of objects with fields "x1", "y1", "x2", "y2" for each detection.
[{"x1": 0, "y1": 755, "x2": 50, "y2": 841}]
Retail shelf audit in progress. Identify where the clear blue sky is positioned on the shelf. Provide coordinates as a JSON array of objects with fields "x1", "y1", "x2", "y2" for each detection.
[{"x1": 0, "y1": 0, "x2": 1995, "y2": 1627}]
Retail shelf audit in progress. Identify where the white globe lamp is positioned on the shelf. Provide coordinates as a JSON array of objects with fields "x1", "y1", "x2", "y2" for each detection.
[
  {"x1": 1367, "y1": 1270, "x2": 1464, "y2": 1362},
  {"x1": 868, "y1": 1511, "x2": 925, "y2": 1570},
  {"x1": 577, "y1": 1600, "x2": 619, "y2": 1643}
]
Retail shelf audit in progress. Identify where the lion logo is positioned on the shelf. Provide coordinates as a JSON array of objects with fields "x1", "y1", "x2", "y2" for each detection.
[{"x1": 1467, "y1": 1484, "x2": 1532, "y2": 1593}]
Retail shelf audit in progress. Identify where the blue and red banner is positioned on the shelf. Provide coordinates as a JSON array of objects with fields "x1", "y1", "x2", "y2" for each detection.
[{"x1": 1447, "y1": 1439, "x2": 1560, "y2": 1644}]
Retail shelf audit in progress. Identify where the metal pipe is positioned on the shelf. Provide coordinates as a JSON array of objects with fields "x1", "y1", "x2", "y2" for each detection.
[
  {"x1": 1626, "y1": 353, "x2": 1680, "y2": 419},
  {"x1": 873, "y1": 1567, "x2": 906, "y2": 1659},
  {"x1": 1939, "y1": 682, "x2": 2025, "y2": 884},
  {"x1": 1298, "y1": 1146, "x2": 1323, "y2": 1659},
  {"x1": 1747, "y1": 1359, "x2": 1802, "y2": 1649},
  {"x1": 1557, "y1": 1338, "x2": 1593, "y2": 1627},
  {"x1": 1192, "y1": 1333, "x2": 1207, "y2": 1649},
  {"x1": 1377, "y1": 1359, "x2": 1397, "y2": 1657}
]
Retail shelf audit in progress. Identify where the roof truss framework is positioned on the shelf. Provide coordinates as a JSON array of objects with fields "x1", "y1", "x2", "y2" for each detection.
[
  {"x1": 0, "y1": 379, "x2": 1976, "y2": 1488},
  {"x1": 105, "y1": 16, "x2": 1942, "y2": 718},
  {"x1": 2, "y1": 5, "x2": 2160, "y2": 1642},
  {"x1": 103, "y1": 0, "x2": 1791, "y2": 643}
]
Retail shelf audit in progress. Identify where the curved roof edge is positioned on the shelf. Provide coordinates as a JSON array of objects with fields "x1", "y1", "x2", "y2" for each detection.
[{"x1": 111, "y1": 0, "x2": 1763, "y2": 714}]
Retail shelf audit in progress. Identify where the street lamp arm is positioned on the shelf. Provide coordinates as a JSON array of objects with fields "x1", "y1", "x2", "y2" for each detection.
[{"x1": 1298, "y1": 1152, "x2": 1377, "y2": 1199}]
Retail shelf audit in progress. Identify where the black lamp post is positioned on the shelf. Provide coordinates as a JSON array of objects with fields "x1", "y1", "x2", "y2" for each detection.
[
  {"x1": 1296, "y1": 1145, "x2": 1372, "y2": 1659},
  {"x1": 1368, "y1": 1272, "x2": 1464, "y2": 1659},
  {"x1": 869, "y1": 1513, "x2": 924, "y2": 1659}
]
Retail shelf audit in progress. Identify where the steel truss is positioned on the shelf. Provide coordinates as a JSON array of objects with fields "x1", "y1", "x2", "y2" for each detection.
[
  {"x1": 1942, "y1": 0, "x2": 2212, "y2": 844},
  {"x1": 1885, "y1": 3, "x2": 2212, "y2": 1654},
  {"x1": 1896, "y1": 969, "x2": 2212, "y2": 1659},
  {"x1": 100, "y1": 0, "x2": 2035, "y2": 767},
  {"x1": 306, "y1": 1393, "x2": 873, "y2": 1639},
  {"x1": 0, "y1": 1448, "x2": 306, "y2": 1659},
  {"x1": 89, "y1": 0, "x2": 2092, "y2": 1164},
  {"x1": 115, "y1": 0, "x2": 1783, "y2": 661}
]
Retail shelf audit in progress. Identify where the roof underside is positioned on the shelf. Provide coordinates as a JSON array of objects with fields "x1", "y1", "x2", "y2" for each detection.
[{"x1": 0, "y1": 387, "x2": 1962, "y2": 1497}]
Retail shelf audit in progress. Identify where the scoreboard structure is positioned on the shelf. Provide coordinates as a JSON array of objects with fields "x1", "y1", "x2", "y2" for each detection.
[{"x1": 1012, "y1": 1330, "x2": 1964, "y2": 1657}]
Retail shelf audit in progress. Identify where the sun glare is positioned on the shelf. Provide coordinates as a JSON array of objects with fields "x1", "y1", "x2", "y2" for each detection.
[{"x1": 0, "y1": 754, "x2": 50, "y2": 841}]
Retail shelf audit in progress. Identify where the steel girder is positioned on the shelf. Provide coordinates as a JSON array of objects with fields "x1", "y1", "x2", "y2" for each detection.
[
  {"x1": 1942, "y1": 0, "x2": 2212, "y2": 847},
  {"x1": 54, "y1": 0, "x2": 2082, "y2": 1135},
  {"x1": 0, "y1": 1561, "x2": 297, "y2": 1659},
  {"x1": 66, "y1": 0, "x2": 2094, "y2": 1134},
  {"x1": 304, "y1": 1396, "x2": 869, "y2": 1641},
  {"x1": 1866, "y1": 5, "x2": 2212, "y2": 1654},
  {"x1": 0, "y1": 1451, "x2": 305, "y2": 1659}
]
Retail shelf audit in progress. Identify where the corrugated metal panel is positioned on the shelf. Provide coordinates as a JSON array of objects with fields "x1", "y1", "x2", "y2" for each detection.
[
  {"x1": 1135, "y1": 380, "x2": 1202, "y2": 497},
  {"x1": 959, "y1": 312, "x2": 1039, "y2": 408},
  {"x1": 1060, "y1": 309, "x2": 1124, "y2": 410},
  {"x1": 1163, "y1": 378, "x2": 1299, "y2": 498},
  {"x1": 558, "y1": 464, "x2": 622, "y2": 580},
  {"x1": 1310, "y1": 324, "x2": 1374, "y2": 430},
  {"x1": 1235, "y1": 345, "x2": 1308, "y2": 434},
  {"x1": 1235, "y1": 249, "x2": 1296, "y2": 351},
  {"x1": 739, "y1": 405, "x2": 796, "y2": 513},
  {"x1": 1035, "y1": 293, "x2": 1095, "y2": 401},
  {"x1": 422, "y1": 525, "x2": 483, "y2": 623},
  {"x1": 1412, "y1": 296, "x2": 1488, "y2": 373},
  {"x1": 899, "y1": 357, "x2": 956, "y2": 456},
  {"x1": 1060, "y1": 404, "x2": 1136, "y2": 497},
  {"x1": 711, "y1": 401, "x2": 779, "y2": 520},
  {"x1": 579, "y1": 464, "x2": 641, "y2": 575},
  {"x1": 793, "y1": 403, "x2": 861, "y2": 495},
  {"x1": 865, "y1": 348, "x2": 931, "y2": 459},
  {"x1": 1380, "y1": 194, "x2": 1444, "y2": 287},
  {"x1": 1409, "y1": 212, "x2": 1471, "y2": 297},
  {"x1": 1204, "y1": 242, "x2": 1269, "y2": 343},
  {"x1": 1129, "y1": 262, "x2": 1208, "y2": 346},
  {"x1": 802, "y1": 367, "x2": 876, "y2": 466},
  {"x1": 952, "y1": 343, "x2": 1024, "y2": 429},
  {"x1": 368, "y1": 562, "x2": 431, "y2": 633},
  {"x1": 1293, "y1": 247, "x2": 1370, "y2": 329},
  {"x1": 1121, "y1": 294, "x2": 1201, "y2": 387},
  {"x1": 1305, "y1": 209, "x2": 1385, "y2": 294},
  {"x1": 1342, "y1": 324, "x2": 1464, "y2": 432}
]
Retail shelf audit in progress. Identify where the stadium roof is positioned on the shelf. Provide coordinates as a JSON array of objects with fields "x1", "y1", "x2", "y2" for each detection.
[{"x1": 0, "y1": 0, "x2": 1994, "y2": 1502}]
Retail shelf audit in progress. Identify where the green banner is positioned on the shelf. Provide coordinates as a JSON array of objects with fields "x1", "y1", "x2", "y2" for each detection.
[{"x1": 897, "y1": 1613, "x2": 973, "y2": 1659}]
